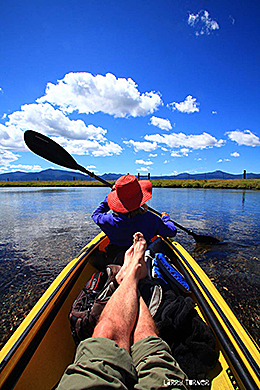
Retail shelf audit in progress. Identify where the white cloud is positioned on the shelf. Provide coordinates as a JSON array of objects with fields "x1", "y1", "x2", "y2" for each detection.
[
  {"x1": 135, "y1": 159, "x2": 153, "y2": 165},
  {"x1": 137, "y1": 167, "x2": 149, "y2": 172},
  {"x1": 37, "y1": 72, "x2": 162, "y2": 118},
  {"x1": 229, "y1": 15, "x2": 235, "y2": 25},
  {"x1": 164, "y1": 160, "x2": 169, "y2": 164},
  {"x1": 217, "y1": 158, "x2": 230, "y2": 163},
  {"x1": 149, "y1": 153, "x2": 157, "y2": 157},
  {"x1": 0, "y1": 87, "x2": 3, "y2": 94},
  {"x1": 212, "y1": 111, "x2": 217, "y2": 114},
  {"x1": 145, "y1": 131, "x2": 224, "y2": 151},
  {"x1": 0, "y1": 102, "x2": 123, "y2": 157},
  {"x1": 125, "y1": 130, "x2": 224, "y2": 158},
  {"x1": 149, "y1": 116, "x2": 172, "y2": 131},
  {"x1": 8, "y1": 164, "x2": 42, "y2": 172},
  {"x1": 188, "y1": 10, "x2": 219, "y2": 36},
  {"x1": 171, "y1": 148, "x2": 190, "y2": 157},
  {"x1": 231, "y1": 152, "x2": 240, "y2": 157},
  {"x1": 123, "y1": 139, "x2": 157, "y2": 152},
  {"x1": 195, "y1": 157, "x2": 202, "y2": 161},
  {"x1": 169, "y1": 95, "x2": 199, "y2": 114},
  {"x1": 87, "y1": 165, "x2": 97, "y2": 169},
  {"x1": 53, "y1": 136, "x2": 122, "y2": 157},
  {"x1": 226, "y1": 130, "x2": 260, "y2": 147},
  {"x1": 0, "y1": 147, "x2": 20, "y2": 165}
]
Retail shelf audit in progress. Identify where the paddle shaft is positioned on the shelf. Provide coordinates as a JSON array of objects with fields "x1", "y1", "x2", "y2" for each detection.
[
  {"x1": 75, "y1": 163, "x2": 113, "y2": 188},
  {"x1": 56, "y1": 161, "x2": 198, "y2": 238},
  {"x1": 24, "y1": 130, "x2": 219, "y2": 243},
  {"x1": 77, "y1": 163, "x2": 192, "y2": 233}
]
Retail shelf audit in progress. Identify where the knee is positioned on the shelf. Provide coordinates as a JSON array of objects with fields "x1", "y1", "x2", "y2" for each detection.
[
  {"x1": 93, "y1": 318, "x2": 115, "y2": 339},
  {"x1": 93, "y1": 319, "x2": 130, "y2": 351}
]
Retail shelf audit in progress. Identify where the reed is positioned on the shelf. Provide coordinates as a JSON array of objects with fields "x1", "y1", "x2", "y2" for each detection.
[{"x1": 1, "y1": 179, "x2": 260, "y2": 189}]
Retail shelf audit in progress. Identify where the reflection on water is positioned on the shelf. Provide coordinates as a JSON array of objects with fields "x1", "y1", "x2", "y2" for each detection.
[{"x1": 0, "y1": 187, "x2": 259, "y2": 348}]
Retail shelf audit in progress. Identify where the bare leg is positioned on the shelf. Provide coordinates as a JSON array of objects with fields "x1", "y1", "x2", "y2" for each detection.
[
  {"x1": 92, "y1": 233, "x2": 147, "y2": 352},
  {"x1": 133, "y1": 296, "x2": 159, "y2": 344}
]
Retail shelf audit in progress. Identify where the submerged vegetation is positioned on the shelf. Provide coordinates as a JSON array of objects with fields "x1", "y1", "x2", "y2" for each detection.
[{"x1": 1, "y1": 179, "x2": 260, "y2": 190}]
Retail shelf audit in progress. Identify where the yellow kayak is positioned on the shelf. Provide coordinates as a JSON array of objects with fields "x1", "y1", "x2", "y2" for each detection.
[{"x1": 0, "y1": 233, "x2": 259, "y2": 389}]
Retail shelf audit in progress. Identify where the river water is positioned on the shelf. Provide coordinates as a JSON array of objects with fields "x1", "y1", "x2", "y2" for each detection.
[{"x1": 0, "y1": 187, "x2": 259, "y2": 348}]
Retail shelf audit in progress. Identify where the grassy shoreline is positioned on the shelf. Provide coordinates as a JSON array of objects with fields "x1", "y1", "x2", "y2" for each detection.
[{"x1": 1, "y1": 178, "x2": 260, "y2": 189}]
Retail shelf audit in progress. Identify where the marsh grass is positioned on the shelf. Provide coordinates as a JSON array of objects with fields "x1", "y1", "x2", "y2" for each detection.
[{"x1": 1, "y1": 179, "x2": 260, "y2": 189}]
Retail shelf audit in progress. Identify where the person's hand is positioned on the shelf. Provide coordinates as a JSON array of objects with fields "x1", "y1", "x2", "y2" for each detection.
[{"x1": 161, "y1": 212, "x2": 169, "y2": 218}]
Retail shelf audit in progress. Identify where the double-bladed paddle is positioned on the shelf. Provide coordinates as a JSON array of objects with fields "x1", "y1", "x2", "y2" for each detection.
[{"x1": 24, "y1": 130, "x2": 220, "y2": 244}]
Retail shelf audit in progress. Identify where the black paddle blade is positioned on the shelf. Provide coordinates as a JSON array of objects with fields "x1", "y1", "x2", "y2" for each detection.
[
  {"x1": 24, "y1": 130, "x2": 78, "y2": 170},
  {"x1": 190, "y1": 232, "x2": 220, "y2": 245}
]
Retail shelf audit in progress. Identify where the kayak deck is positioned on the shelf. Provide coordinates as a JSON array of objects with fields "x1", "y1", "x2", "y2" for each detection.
[{"x1": 0, "y1": 233, "x2": 259, "y2": 390}]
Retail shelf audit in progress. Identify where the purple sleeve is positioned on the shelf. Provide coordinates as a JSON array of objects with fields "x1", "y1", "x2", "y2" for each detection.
[
  {"x1": 158, "y1": 214, "x2": 177, "y2": 237},
  {"x1": 92, "y1": 197, "x2": 112, "y2": 225}
]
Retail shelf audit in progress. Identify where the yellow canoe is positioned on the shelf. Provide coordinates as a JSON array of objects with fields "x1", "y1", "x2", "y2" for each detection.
[{"x1": 0, "y1": 233, "x2": 259, "y2": 389}]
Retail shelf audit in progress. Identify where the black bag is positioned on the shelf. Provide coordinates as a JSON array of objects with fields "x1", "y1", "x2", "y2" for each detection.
[{"x1": 69, "y1": 264, "x2": 121, "y2": 345}]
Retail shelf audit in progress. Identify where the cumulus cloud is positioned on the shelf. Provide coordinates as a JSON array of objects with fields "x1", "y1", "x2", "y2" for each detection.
[
  {"x1": 168, "y1": 95, "x2": 199, "y2": 114},
  {"x1": 149, "y1": 153, "x2": 157, "y2": 157},
  {"x1": 9, "y1": 164, "x2": 42, "y2": 171},
  {"x1": 0, "y1": 147, "x2": 20, "y2": 165},
  {"x1": 50, "y1": 136, "x2": 122, "y2": 157},
  {"x1": 37, "y1": 72, "x2": 162, "y2": 118},
  {"x1": 226, "y1": 130, "x2": 260, "y2": 147},
  {"x1": 124, "y1": 131, "x2": 224, "y2": 157},
  {"x1": 137, "y1": 167, "x2": 149, "y2": 172},
  {"x1": 0, "y1": 102, "x2": 123, "y2": 157},
  {"x1": 135, "y1": 159, "x2": 153, "y2": 165},
  {"x1": 149, "y1": 116, "x2": 172, "y2": 131},
  {"x1": 217, "y1": 159, "x2": 230, "y2": 163},
  {"x1": 0, "y1": 71, "x2": 166, "y2": 167},
  {"x1": 188, "y1": 10, "x2": 219, "y2": 36},
  {"x1": 123, "y1": 140, "x2": 158, "y2": 152},
  {"x1": 231, "y1": 152, "x2": 240, "y2": 157},
  {"x1": 171, "y1": 148, "x2": 190, "y2": 157},
  {"x1": 145, "y1": 131, "x2": 224, "y2": 152}
]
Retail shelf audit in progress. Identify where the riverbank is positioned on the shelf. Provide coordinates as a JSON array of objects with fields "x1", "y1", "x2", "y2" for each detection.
[{"x1": 1, "y1": 178, "x2": 260, "y2": 189}]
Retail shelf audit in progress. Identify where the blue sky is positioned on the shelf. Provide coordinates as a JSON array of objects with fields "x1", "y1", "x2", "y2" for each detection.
[{"x1": 0, "y1": 0, "x2": 259, "y2": 176}]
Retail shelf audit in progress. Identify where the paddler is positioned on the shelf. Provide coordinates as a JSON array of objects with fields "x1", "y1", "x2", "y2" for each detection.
[{"x1": 92, "y1": 174, "x2": 177, "y2": 261}]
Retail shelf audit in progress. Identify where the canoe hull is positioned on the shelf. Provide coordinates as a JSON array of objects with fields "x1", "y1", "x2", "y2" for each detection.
[{"x1": 0, "y1": 233, "x2": 259, "y2": 390}]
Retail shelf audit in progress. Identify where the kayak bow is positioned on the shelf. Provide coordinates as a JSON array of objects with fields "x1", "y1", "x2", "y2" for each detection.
[{"x1": 0, "y1": 234, "x2": 259, "y2": 390}]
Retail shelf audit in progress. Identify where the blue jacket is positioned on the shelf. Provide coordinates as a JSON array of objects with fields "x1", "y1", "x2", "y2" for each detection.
[{"x1": 92, "y1": 197, "x2": 177, "y2": 247}]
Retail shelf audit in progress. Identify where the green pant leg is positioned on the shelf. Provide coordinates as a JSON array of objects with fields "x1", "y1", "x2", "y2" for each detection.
[
  {"x1": 131, "y1": 336, "x2": 189, "y2": 390},
  {"x1": 57, "y1": 337, "x2": 137, "y2": 390}
]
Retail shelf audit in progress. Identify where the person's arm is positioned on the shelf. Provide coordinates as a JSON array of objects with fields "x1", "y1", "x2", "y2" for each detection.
[
  {"x1": 156, "y1": 212, "x2": 177, "y2": 238},
  {"x1": 91, "y1": 196, "x2": 111, "y2": 225}
]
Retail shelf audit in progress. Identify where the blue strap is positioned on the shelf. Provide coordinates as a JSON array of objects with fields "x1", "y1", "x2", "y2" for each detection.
[
  {"x1": 152, "y1": 258, "x2": 170, "y2": 290},
  {"x1": 155, "y1": 253, "x2": 191, "y2": 293}
]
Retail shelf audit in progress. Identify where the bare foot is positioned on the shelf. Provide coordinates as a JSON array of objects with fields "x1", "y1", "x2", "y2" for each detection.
[{"x1": 116, "y1": 232, "x2": 147, "y2": 284}]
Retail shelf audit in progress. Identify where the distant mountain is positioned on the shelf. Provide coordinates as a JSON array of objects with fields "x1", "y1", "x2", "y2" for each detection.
[
  {"x1": 152, "y1": 170, "x2": 260, "y2": 180},
  {"x1": 0, "y1": 168, "x2": 259, "y2": 182},
  {"x1": 0, "y1": 169, "x2": 123, "y2": 182}
]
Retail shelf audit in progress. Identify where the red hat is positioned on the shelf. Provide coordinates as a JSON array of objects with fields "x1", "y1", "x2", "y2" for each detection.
[{"x1": 107, "y1": 174, "x2": 152, "y2": 213}]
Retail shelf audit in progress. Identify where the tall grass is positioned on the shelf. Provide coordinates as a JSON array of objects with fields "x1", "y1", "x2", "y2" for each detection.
[{"x1": 1, "y1": 179, "x2": 260, "y2": 189}]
